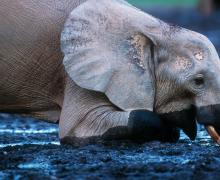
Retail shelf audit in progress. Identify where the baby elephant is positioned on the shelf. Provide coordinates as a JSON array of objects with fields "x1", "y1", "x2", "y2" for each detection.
[{"x1": 1, "y1": 0, "x2": 220, "y2": 145}]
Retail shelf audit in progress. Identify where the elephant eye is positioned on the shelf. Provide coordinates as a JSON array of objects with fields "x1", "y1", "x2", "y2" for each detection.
[{"x1": 194, "y1": 74, "x2": 205, "y2": 87}]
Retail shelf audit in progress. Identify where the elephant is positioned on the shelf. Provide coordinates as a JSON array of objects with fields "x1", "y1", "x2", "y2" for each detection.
[{"x1": 1, "y1": 0, "x2": 220, "y2": 145}]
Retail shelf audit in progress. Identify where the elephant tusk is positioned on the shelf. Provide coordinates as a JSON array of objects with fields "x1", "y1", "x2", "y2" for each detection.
[{"x1": 205, "y1": 126, "x2": 220, "y2": 145}]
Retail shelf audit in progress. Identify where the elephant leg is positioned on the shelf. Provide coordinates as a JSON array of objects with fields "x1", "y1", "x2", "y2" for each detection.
[
  {"x1": 59, "y1": 77, "x2": 179, "y2": 145},
  {"x1": 59, "y1": 77, "x2": 130, "y2": 144}
]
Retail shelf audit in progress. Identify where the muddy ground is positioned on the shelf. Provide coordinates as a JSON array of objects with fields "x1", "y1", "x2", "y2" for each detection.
[{"x1": 1, "y1": 8, "x2": 220, "y2": 180}]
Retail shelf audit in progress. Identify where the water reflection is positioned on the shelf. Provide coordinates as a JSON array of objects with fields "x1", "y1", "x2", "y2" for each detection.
[
  {"x1": 0, "y1": 141, "x2": 60, "y2": 148},
  {"x1": 0, "y1": 128, "x2": 58, "y2": 134}
]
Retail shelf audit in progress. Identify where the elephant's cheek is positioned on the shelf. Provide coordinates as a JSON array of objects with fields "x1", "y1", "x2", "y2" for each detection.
[{"x1": 159, "y1": 105, "x2": 197, "y2": 140}]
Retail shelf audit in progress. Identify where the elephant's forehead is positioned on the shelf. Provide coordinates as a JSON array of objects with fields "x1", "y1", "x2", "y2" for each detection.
[
  {"x1": 174, "y1": 56, "x2": 193, "y2": 70},
  {"x1": 183, "y1": 43, "x2": 206, "y2": 62}
]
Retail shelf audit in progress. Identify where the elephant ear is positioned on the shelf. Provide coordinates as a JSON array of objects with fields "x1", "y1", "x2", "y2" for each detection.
[{"x1": 61, "y1": 0, "x2": 162, "y2": 111}]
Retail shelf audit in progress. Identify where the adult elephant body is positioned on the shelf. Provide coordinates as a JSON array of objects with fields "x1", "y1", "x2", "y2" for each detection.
[
  {"x1": 1, "y1": 0, "x2": 220, "y2": 144},
  {"x1": 0, "y1": 0, "x2": 135, "y2": 143},
  {"x1": 0, "y1": 0, "x2": 85, "y2": 121}
]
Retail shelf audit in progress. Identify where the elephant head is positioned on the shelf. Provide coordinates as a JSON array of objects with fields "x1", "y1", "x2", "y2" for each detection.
[{"x1": 61, "y1": 0, "x2": 220, "y2": 143}]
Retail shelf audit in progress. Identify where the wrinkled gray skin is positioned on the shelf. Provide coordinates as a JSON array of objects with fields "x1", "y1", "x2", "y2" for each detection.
[{"x1": 1, "y1": 0, "x2": 220, "y2": 144}]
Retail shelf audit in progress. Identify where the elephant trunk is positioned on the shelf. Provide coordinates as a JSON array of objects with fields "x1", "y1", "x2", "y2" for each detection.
[
  {"x1": 159, "y1": 105, "x2": 197, "y2": 141},
  {"x1": 159, "y1": 103, "x2": 220, "y2": 145},
  {"x1": 197, "y1": 104, "x2": 220, "y2": 145}
]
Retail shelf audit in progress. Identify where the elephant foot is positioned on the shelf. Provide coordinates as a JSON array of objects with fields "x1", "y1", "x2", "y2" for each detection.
[{"x1": 60, "y1": 136, "x2": 103, "y2": 146}]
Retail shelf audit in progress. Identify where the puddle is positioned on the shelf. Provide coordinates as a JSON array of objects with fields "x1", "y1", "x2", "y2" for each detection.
[
  {"x1": 18, "y1": 163, "x2": 47, "y2": 169},
  {"x1": 17, "y1": 157, "x2": 52, "y2": 170},
  {"x1": 0, "y1": 128, "x2": 58, "y2": 134},
  {"x1": 18, "y1": 162, "x2": 51, "y2": 170},
  {"x1": 122, "y1": 153, "x2": 194, "y2": 165},
  {"x1": 0, "y1": 141, "x2": 60, "y2": 148}
]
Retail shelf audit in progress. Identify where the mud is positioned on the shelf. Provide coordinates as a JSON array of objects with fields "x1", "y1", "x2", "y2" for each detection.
[
  {"x1": 1, "y1": 8, "x2": 220, "y2": 180},
  {"x1": 1, "y1": 113, "x2": 220, "y2": 179}
]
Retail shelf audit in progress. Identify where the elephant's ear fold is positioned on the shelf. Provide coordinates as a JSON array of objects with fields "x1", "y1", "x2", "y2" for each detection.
[{"x1": 61, "y1": 0, "x2": 161, "y2": 111}]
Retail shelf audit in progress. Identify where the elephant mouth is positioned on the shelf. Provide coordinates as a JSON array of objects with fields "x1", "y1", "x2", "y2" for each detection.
[
  {"x1": 159, "y1": 104, "x2": 220, "y2": 145},
  {"x1": 205, "y1": 126, "x2": 220, "y2": 145},
  {"x1": 159, "y1": 105, "x2": 197, "y2": 141},
  {"x1": 197, "y1": 104, "x2": 220, "y2": 145}
]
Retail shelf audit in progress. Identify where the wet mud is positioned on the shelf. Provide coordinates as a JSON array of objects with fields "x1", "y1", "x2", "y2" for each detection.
[
  {"x1": 1, "y1": 9, "x2": 220, "y2": 180},
  {"x1": 1, "y1": 114, "x2": 220, "y2": 179}
]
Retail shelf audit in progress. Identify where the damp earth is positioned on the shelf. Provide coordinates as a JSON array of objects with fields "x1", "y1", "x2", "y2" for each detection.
[
  {"x1": 1, "y1": 8, "x2": 220, "y2": 179},
  {"x1": 1, "y1": 114, "x2": 220, "y2": 179}
]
